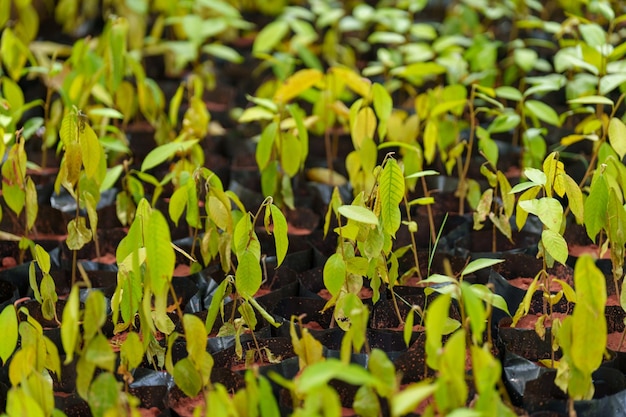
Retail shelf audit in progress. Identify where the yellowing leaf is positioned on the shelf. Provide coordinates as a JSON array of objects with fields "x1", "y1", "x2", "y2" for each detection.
[
  {"x1": 330, "y1": 67, "x2": 372, "y2": 98},
  {"x1": 273, "y1": 68, "x2": 323, "y2": 104},
  {"x1": 61, "y1": 286, "x2": 80, "y2": 363},
  {"x1": 563, "y1": 174, "x2": 584, "y2": 224},
  {"x1": 609, "y1": 117, "x2": 626, "y2": 159},
  {"x1": 269, "y1": 204, "x2": 288, "y2": 267},
  {"x1": 351, "y1": 106, "x2": 376, "y2": 149},
  {"x1": 541, "y1": 229, "x2": 568, "y2": 265},
  {"x1": 80, "y1": 123, "x2": 102, "y2": 179},
  {"x1": 306, "y1": 167, "x2": 347, "y2": 186},
  {"x1": 207, "y1": 196, "x2": 231, "y2": 232},
  {"x1": 379, "y1": 159, "x2": 405, "y2": 236},
  {"x1": 280, "y1": 132, "x2": 301, "y2": 177},
  {"x1": 518, "y1": 197, "x2": 563, "y2": 232},
  {"x1": 235, "y1": 249, "x2": 262, "y2": 298},
  {"x1": 0, "y1": 305, "x2": 17, "y2": 364},
  {"x1": 66, "y1": 217, "x2": 93, "y2": 250},
  {"x1": 338, "y1": 205, "x2": 379, "y2": 225},
  {"x1": 423, "y1": 120, "x2": 437, "y2": 164},
  {"x1": 145, "y1": 209, "x2": 175, "y2": 296}
]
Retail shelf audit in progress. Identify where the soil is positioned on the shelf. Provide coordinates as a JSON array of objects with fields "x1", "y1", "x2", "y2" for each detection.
[
  {"x1": 607, "y1": 294, "x2": 620, "y2": 307},
  {"x1": 91, "y1": 253, "x2": 117, "y2": 264},
  {"x1": 169, "y1": 393, "x2": 205, "y2": 417},
  {"x1": 513, "y1": 312, "x2": 570, "y2": 329},
  {"x1": 302, "y1": 321, "x2": 324, "y2": 330},
  {"x1": 568, "y1": 244, "x2": 611, "y2": 259},
  {"x1": 137, "y1": 408, "x2": 162, "y2": 417},
  {"x1": 317, "y1": 287, "x2": 373, "y2": 300},
  {"x1": 607, "y1": 332, "x2": 626, "y2": 352},
  {"x1": 2, "y1": 257, "x2": 16, "y2": 269},
  {"x1": 507, "y1": 276, "x2": 568, "y2": 292},
  {"x1": 173, "y1": 264, "x2": 191, "y2": 277}
]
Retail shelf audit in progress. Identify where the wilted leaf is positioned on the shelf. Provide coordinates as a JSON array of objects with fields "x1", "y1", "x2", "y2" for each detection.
[{"x1": 66, "y1": 217, "x2": 93, "y2": 250}]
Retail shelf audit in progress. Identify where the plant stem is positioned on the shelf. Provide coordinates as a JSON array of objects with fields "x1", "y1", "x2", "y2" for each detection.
[
  {"x1": 168, "y1": 281, "x2": 185, "y2": 325},
  {"x1": 402, "y1": 194, "x2": 422, "y2": 281},
  {"x1": 420, "y1": 177, "x2": 437, "y2": 244},
  {"x1": 458, "y1": 85, "x2": 478, "y2": 215}
]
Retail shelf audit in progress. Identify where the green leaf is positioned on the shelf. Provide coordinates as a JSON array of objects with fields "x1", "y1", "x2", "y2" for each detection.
[
  {"x1": 66, "y1": 217, "x2": 93, "y2": 251},
  {"x1": 379, "y1": 159, "x2": 405, "y2": 236},
  {"x1": 461, "y1": 281, "x2": 486, "y2": 342},
  {"x1": 202, "y1": 44, "x2": 242, "y2": 63},
  {"x1": 273, "y1": 68, "x2": 323, "y2": 104},
  {"x1": 524, "y1": 100, "x2": 561, "y2": 126},
  {"x1": 579, "y1": 23, "x2": 606, "y2": 48},
  {"x1": 0, "y1": 305, "x2": 17, "y2": 364},
  {"x1": 351, "y1": 106, "x2": 377, "y2": 149},
  {"x1": 425, "y1": 293, "x2": 451, "y2": 370},
  {"x1": 353, "y1": 385, "x2": 380, "y2": 417},
  {"x1": 85, "y1": 333, "x2": 116, "y2": 372},
  {"x1": 323, "y1": 253, "x2": 346, "y2": 298},
  {"x1": 372, "y1": 83, "x2": 393, "y2": 140},
  {"x1": 391, "y1": 381, "x2": 437, "y2": 417},
  {"x1": 253, "y1": 20, "x2": 290, "y2": 54},
  {"x1": 174, "y1": 357, "x2": 202, "y2": 398},
  {"x1": 235, "y1": 249, "x2": 262, "y2": 298},
  {"x1": 599, "y1": 74, "x2": 626, "y2": 95},
  {"x1": 568, "y1": 255, "x2": 607, "y2": 399},
  {"x1": 145, "y1": 209, "x2": 175, "y2": 296},
  {"x1": 205, "y1": 278, "x2": 230, "y2": 333},
  {"x1": 404, "y1": 169, "x2": 439, "y2": 179},
  {"x1": 269, "y1": 204, "x2": 288, "y2": 267},
  {"x1": 518, "y1": 197, "x2": 563, "y2": 232},
  {"x1": 568, "y1": 95, "x2": 614, "y2": 106},
  {"x1": 541, "y1": 229, "x2": 568, "y2": 265},
  {"x1": 24, "y1": 179, "x2": 37, "y2": 232},
  {"x1": 88, "y1": 373, "x2": 120, "y2": 417},
  {"x1": 495, "y1": 86, "x2": 523, "y2": 101},
  {"x1": 563, "y1": 174, "x2": 584, "y2": 224},
  {"x1": 120, "y1": 332, "x2": 143, "y2": 371},
  {"x1": 256, "y1": 122, "x2": 276, "y2": 171},
  {"x1": 281, "y1": 132, "x2": 301, "y2": 177},
  {"x1": 338, "y1": 205, "x2": 379, "y2": 225},
  {"x1": 84, "y1": 291, "x2": 107, "y2": 341},
  {"x1": 584, "y1": 175, "x2": 608, "y2": 240},
  {"x1": 61, "y1": 286, "x2": 81, "y2": 363},
  {"x1": 462, "y1": 258, "x2": 504, "y2": 276},
  {"x1": 140, "y1": 140, "x2": 199, "y2": 172},
  {"x1": 183, "y1": 314, "x2": 208, "y2": 364},
  {"x1": 168, "y1": 186, "x2": 187, "y2": 226},
  {"x1": 609, "y1": 117, "x2": 626, "y2": 159},
  {"x1": 404, "y1": 308, "x2": 415, "y2": 348},
  {"x1": 296, "y1": 359, "x2": 378, "y2": 392}
]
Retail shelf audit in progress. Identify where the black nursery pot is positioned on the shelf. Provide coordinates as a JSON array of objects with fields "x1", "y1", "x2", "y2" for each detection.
[
  {"x1": 522, "y1": 365, "x2": 626, "y2": 416},
  {"x1": 485, "y1": 252, "x2": 574, "y2": 329},
  {"x1": 270, "y1": 296, "x2": 343, "y2": 349}
]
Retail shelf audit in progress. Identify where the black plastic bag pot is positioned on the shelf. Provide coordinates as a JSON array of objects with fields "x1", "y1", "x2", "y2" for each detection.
[
  {"x1": 505, "y1": 351, "x2": 626, "y2": 416},
  {"x1": 212, "y1": 337, "x2": 299, "y2": 402},
  {"x1": 485, "y1": 253, "x2": 574, "y2": 330},
  {"x1": 167, "y1": 367, "x2": 244, "y2": 417},
  {"x1": 392, "y1": 333, "x2": 433, "y2": 384},
  {"x1": 498, "y1": 317, "x2": 558, "y2": 363},
  {"x1": 270, "y1": 296, "x2": 344, "y2": 349},
  {"x1": 253, "y1": 267, "x2": 300, "y2": 313},
  {"x1": 128, "y1": 368, "x2": 172, "y2": 415},
  {"x1": 298, "y1": 266, "x2": 377, "y2": 303},
  {"x1": 0, "y1": 280, "x2": 18, "y2": 312}
]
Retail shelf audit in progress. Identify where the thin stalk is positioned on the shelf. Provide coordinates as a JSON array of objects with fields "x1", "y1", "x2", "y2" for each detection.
[
  {"x1": 458, "y1": 86, "x2": 478, "y2": 215},
  {"x1": 390, "y1": 288, "x2": 404, "y2": 326},
  {"x1": 71, "y1": 183, "x2": 80, "y2": 287},
  {"x1": 420, "y1": 177, "x2": 437, "y2": 243},
  {"x1": 402, "y1": 193, "x2": 422, "y2": 281},
  {"x1": 168, "y1": 281, "x2": 185, "y2": 325}
]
